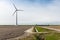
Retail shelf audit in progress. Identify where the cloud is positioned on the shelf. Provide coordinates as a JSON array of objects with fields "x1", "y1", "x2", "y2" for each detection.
[
  {"x1": 20, "y1": 0, "x2": 54, "y2": 6},
  {"x1": 0, "y1": 0, "x2": 60, "y2": 25},
  {"x1": 17, "y1": 0, "x2": 60, "y2": 25}
]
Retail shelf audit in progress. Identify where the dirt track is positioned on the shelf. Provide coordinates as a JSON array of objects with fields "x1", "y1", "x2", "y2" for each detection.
[
  {"x1": 0, "y1": 25, "x2": 33, "y2": 40},
  {"x1": 47, "y1": 26, "x2": 60, "y2": 29},
  {"x1": 40, "y1": 25, "x2": 60, "y2": 29}
]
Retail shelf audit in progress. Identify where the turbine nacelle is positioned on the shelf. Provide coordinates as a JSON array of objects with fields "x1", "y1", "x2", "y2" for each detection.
[
  {"x1": 16, "y1": 9, "x2": 24, "y2": 11},
  {"x1": 12, "y1": 9, "x2": 24, "y2": 15}
]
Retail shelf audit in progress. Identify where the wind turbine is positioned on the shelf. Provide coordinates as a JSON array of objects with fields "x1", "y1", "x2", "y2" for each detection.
[{"x1": 10, "y1": 0, "x2": 24, "y2": 26}]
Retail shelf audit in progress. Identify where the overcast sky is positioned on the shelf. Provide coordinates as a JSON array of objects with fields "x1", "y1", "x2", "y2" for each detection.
[{"x1": 0, "y1": 0, "x2": 60, "y2": 25}]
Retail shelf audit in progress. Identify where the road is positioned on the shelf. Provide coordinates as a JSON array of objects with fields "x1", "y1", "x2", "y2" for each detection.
[{"x1": 0, "y1": 25, "x2": 33, "y2": 40}]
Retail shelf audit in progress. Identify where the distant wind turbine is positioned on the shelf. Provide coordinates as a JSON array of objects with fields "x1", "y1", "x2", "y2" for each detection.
[{"x1": 10, "y1": 0, "x2": 24, "y2": 26}]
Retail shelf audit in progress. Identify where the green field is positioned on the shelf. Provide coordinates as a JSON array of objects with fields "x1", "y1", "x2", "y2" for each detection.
[
  {"x1": 35, "y1": 26, "x2": 60, "y2": 40},
  {"x1": 35, "y1": 26, "x2": 53, "y2": 32}
]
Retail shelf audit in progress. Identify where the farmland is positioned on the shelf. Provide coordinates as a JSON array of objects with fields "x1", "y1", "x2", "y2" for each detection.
[
  {"x1": 35, "y1": 26, "x2": 60, "y2": 40},
  {"x1": 0, "y1": 25, "x2": 33, "y2": 40},
  {"x1": 0, "y1": 25, "x2": 60, "y2": 40},
  {"x1": 45, "y1": 25, "x2": 60, "y2": 29}
]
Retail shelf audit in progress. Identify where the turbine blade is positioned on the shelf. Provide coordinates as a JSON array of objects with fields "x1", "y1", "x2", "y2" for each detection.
[
  {"x1": 13, "y1": 3, "x2": 17, "y2": 9},
  {"x1": 10, "y1": 0, "x2": 17, "y2": 9},
  {"x1": 17, "y1": 10, "x2": 24, "y2": 11},
  {"x1": 12, "y1": 11, "x2": 16, "y2": 15}
]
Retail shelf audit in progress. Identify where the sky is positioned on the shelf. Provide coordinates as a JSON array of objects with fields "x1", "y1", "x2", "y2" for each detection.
[{"x1": 0, "y1": 0, "x2": 60, "y2": 25}]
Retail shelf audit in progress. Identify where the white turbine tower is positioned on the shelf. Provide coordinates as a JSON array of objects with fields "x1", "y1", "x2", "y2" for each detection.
[{"x1": 10, "y1": 0, "x2": 24, "y2": 26}]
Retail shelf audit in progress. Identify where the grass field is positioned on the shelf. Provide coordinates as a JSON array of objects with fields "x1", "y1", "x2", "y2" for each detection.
[
  {"x1": 46, "y1": 33, "x2": 60, "y2": 40},
  {"x1": 35, "y1": 26, "x2": 60, "y2": 40},
  {"x1": 35, "y1": 26, "x2": 54, "y2": 32}
]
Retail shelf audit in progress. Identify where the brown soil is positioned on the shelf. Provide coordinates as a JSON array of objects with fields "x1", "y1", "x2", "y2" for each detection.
[{"x1": 0, "y1": 25, "x2": 33, "y2": 40}]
